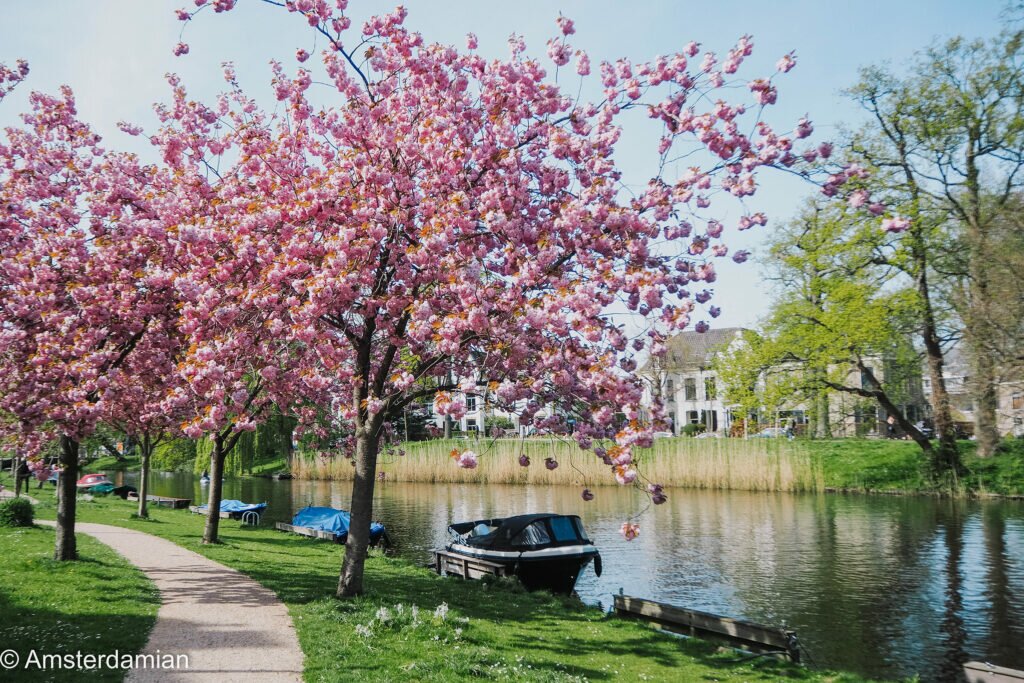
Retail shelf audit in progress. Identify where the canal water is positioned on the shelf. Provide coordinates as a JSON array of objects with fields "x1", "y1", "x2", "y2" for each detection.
[{"x1": 116, "y1": 471, "x2": 1024, "y2": 681}]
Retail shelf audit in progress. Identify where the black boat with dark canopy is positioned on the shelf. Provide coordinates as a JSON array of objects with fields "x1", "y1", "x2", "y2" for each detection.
[{"x1": 445, "y1": 513, "x2": 602, "y2": 594}]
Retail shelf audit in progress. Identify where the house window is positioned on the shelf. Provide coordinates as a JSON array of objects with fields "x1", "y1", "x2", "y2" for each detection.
[
  {"x1": 666, "y1": 379, "x2": 675, "y2": 402},
  {"x1": 704, "y1": 377, "x2": 717, "y2": 401},
  {"x1": 686, "y1": 410, "x2": 700, "y2": 424},
  {"x1": 1013, "y1": 393, "x2": 1024, "y2": 410},
  {"x1": 466, "y1": 396, "x2": 477, "y2": 411},
  {"x1": 466, "y1": 419, "x2": 478, "y2": 432},
  {"x1": 684, "y1": 378, "x2": 697, "y2": 401}
]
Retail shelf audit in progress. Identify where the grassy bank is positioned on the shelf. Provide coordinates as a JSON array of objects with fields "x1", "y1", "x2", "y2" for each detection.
[
  {"x1": 81, "y1": 455, "x2": 140, "y2": 473},
  {"x1": 295, "y1": 437, "x2": 823, "y2": 492},
  {"x1": 292, "y1": 436, "x2": 1024, "y2": 497},
  {"x1": 809, "y1": 438, "x2": 1024, "y2": 495},
  {"x1": 0, "y1": 525, "x2": 159, "y2": 683},
  {"x1": 20, "y1": 487, "x2": 875, "y2": 682}
]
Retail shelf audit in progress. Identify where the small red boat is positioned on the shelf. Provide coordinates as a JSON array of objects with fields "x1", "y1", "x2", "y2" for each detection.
[{"x1": 76, "y1": 473, "x2": 113, "y2": 489}]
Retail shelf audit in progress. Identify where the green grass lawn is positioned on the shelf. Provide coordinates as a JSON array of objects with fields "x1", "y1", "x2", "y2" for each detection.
[
  {"x1": 81, "y1": 456, "x2": 141, "y2": 473},
  {"x1": 11, "y1": 482, "x2": 877, "y2": 682},
  {"x1": 808, "y1": 437, "x2": 1024, "y2": 495},
  {"x1": 0, "y1": 524, "x2": 159, "y2": 683},
  {"x1": 247, "y1": 456, "x2": 290, "y2": 476}
]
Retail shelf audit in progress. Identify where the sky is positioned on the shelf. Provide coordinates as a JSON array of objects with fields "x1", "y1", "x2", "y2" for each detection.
[{"x1": 0, "y1": 0, "x2": 1010, "y2": 330}]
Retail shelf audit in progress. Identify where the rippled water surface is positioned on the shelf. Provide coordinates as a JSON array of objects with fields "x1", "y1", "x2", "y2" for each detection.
[{"x1": 116, "y1": 471, "x2": 1024, "y2": 681}]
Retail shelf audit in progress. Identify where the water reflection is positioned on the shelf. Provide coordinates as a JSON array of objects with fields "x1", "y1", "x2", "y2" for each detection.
[{"x1": 120, "y1": 471, "x2": 1024, "y2": 681}]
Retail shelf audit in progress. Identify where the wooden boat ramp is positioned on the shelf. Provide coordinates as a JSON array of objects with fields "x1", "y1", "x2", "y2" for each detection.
[{"x1": 614, "y1": 594, "x2": 801, "y2": 663}]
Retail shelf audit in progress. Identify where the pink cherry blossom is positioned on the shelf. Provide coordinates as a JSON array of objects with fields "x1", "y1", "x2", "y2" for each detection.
[
  {"x1": 882, "y1": 216, "x2": 911, "y2": 233},
  {"x1": 621, "y1": 522, "x2": 641, "y2": 541},
  {"x1": 455, "y1": 450, "x2": 478, "y2": 469},
  {"x1": 776, "y1": 52, "x2": 797, "y2": 73}
]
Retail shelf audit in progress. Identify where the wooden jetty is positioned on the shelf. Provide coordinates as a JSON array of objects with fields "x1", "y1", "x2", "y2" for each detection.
[
  {"x1": 126, "y1": 493, "x2": 191, "y2": 509},
  {"x1": 431, "y1": 549, "x2": 510, "y2": 581},
  {"x1": 276, "y1": 521, "x2": 343, "y2": 542},
  {"x1": 613, "y1": 594, "x2": 801, "y2": 662},
  {"x1": 189, "y1": 505, "x2": 231, "y2": 518},
  {"x1": 964, "y1": 662, "x2": 1024, "y2": 683}
]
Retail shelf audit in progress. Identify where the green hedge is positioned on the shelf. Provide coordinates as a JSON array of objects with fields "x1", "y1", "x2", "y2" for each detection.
[{"x1": 0, "y1": 497, "x2": 34, "y2": 527}]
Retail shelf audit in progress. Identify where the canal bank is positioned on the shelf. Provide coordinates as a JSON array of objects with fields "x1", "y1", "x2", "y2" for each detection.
[{"x1": 9, "y1": 480, "x2": 870, "y2": 683}]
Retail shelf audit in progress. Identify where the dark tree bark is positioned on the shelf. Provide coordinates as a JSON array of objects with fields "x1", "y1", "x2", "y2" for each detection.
[
  {"x1": 137, "y1": 433, "x2": 153, "y2": 518},
  {"x1": 826, "y1": 361, "x2": 941, "y2": 463},
  {"x1": 202, "y1": 433, "x2": 227, "y2": 545},
  {"x1": 337, "y1": 425, "x2": 383, "y2": 597},
  {"x1": 54, "y1": 435, "x2": 79, "y2": 561}
]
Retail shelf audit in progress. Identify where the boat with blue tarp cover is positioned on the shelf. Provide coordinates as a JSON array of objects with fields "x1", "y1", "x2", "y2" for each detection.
[
  {"x1": 283, "y1": 506, "x2": 389, "y2": 546},
  {"x1": 194, "y1": 499, "x2": 267, "y2": 519},
  {"x1": 445, "y1": 513, "x2": 601, "y2": 594}
]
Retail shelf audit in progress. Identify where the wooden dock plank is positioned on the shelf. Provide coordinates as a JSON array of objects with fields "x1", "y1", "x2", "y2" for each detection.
[
  {"x1": 964, "y1": 662, "x2": 1024, "y2": 683},
  {"x1": 276, "y1": 522, "x2": 343, "y2": 542},
  {"x1": 432, "y1": 549, "x2": 509, "y2": 580},
  {"x1": 134, "y1": 495, "x2": 191, "y2": 509},
  {"x1": 189, "y1": 505, "x2": 233, "y2": 519},
  {"x1": 614, "y1": 595, "x2": 799, "y2": 662}
]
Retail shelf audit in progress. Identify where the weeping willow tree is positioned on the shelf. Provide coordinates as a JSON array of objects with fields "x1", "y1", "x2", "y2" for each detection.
[{"x1": 193, "y1": 409, "x2": 295, "y2": 475}]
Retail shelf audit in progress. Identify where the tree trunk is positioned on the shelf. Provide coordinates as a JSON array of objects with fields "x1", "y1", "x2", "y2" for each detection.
[
  {"x1": 337, "y1": 428, "x2": 381, "y2": 597},
  {"x1": 915, "y1": 261, "x2": 960, "y2": 468},
  {"x1": 137, "y1": 434, "x2": 152, "y2": 518},
  {"x1": 814, "y1": 387, "x2": 832, "y2": 439},
  {"x1": 202, "y1": 434, "x2": 226, "y2": 545},
  {"x1": 971, "y1": 347, "x2": 1000, "y2": 457},
  {"x1": 962, "y1": 131, "x2": 1000, "y2": 457},
  {"x1": 54, "y1": 435, "x2": 79, "y2": 561}
]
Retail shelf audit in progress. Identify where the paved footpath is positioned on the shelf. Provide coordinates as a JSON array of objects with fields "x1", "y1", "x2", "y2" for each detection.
[{"x1": 37, "y1": 520, "x2": 304, "y2": 682}]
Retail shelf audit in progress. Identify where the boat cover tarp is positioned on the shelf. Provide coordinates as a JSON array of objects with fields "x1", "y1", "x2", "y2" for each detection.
[
  {"x1": 450, "y1": 513, "x2": 591, "y2": 550},
  {"x1": 197, "y1": 499, "x2": 266, "y2": 514},
  {"x1": 292, "y1": 506, "x2": 385, "y2": 537}
]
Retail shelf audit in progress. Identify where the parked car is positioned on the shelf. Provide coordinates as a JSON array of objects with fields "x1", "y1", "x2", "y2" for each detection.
[
  {"x1": 652, "y1": 431, "x2": 675, "y2": 439},
  {"x1": 694, "y1": 432, "x2": 722, "y2": 439},
  {"x1": 751, "y1": 427, "x2": 788, "y2": 439}
]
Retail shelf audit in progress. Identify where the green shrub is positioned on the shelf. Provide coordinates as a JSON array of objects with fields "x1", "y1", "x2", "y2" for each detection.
[
  {"x1": 0, "y1": 497, "x2": 34, "y2": 527},
  {"x1": 681, "y1": 423, "x2": 706, "y2": 437}
]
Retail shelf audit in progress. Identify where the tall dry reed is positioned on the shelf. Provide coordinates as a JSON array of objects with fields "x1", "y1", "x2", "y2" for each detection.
[{"x1": 291, "y1": 437, "x2": 823, "y2": 492}]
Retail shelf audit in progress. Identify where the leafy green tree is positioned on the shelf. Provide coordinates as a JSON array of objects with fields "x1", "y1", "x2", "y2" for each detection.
[
  {"x1": 845, "y1": 21, "x2": 1024, "y2": 457},
  {"x1": 719, "y1": 202, "x2": 945, "y2": 469}
]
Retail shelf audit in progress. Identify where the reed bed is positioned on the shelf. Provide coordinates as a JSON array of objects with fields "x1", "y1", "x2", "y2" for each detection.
[{"x1": 291, "y1": 437, "x2": 824, "y2": 492}]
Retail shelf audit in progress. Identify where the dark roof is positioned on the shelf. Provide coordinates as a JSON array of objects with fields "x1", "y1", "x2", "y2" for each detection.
[{"x1": 656, "y1": 327, "x2": 746, "y2": 371}]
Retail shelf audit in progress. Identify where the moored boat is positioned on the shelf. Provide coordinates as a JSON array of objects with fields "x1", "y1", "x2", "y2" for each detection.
[
  {"x1": 76, "y1": 473, "x2": 113, "y2": 490},
  {"x1": 280, "y1": 506, "x2": 389, "y2": 546},
  {"x1": 445, "y1": 513, "x2": 601, "y2": 594},
  {"x1": 193, "y1": 499, "x2": 267, "y2": 519}
]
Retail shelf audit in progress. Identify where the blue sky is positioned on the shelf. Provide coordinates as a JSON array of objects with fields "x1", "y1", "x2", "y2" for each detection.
[{"x1": 0, "y1": 1, "x2": 1009, "y2": 329}]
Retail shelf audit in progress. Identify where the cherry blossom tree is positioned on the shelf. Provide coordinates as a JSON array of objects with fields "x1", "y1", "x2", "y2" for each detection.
[
  {"x1": 0, "y1": 81, "x2": 173, "y2": 558},
  {"x1": 169, "y1": 1, "x2": 856, "y2": 596}
]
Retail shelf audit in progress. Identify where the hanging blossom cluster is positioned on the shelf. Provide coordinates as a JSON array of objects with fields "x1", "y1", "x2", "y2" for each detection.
[{"x1": 2, "y1": 3, "x2": 880, "y2": 544}]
